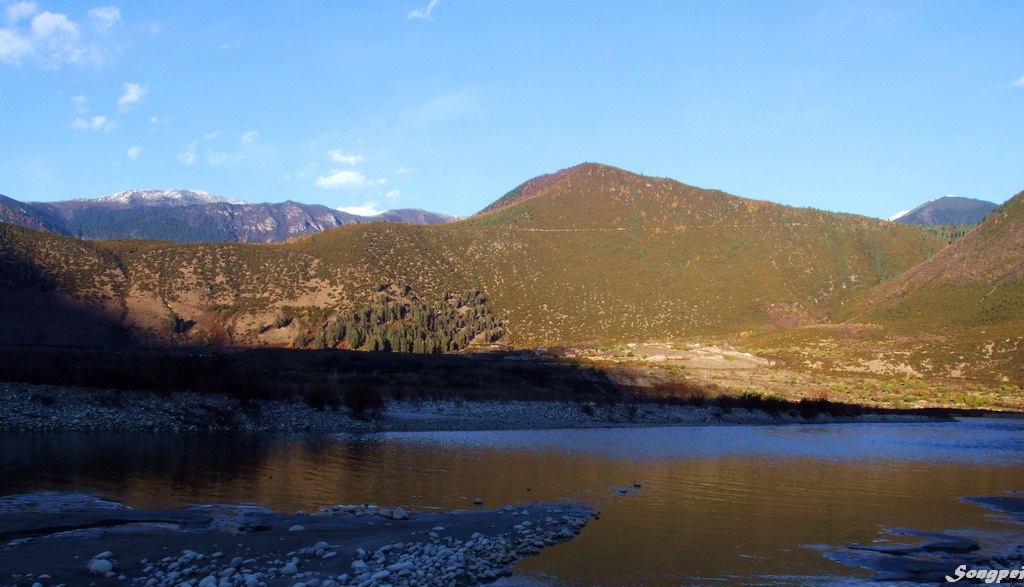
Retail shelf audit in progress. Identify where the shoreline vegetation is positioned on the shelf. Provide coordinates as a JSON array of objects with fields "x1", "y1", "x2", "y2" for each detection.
[{"x1": 0, "y1": 345, "x2": 1016, "y2": 433}]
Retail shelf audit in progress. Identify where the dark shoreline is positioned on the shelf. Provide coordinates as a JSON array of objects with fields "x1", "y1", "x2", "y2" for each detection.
[
  {"x1": 0, "y1": 380, "x2": 955, "y2": 435},
  {"x1": 2, "y1": 343, "x2": 1015, "y2": 435},
  {"x1": 0, "y1": 496, "x2": 595, "y2": 587}
]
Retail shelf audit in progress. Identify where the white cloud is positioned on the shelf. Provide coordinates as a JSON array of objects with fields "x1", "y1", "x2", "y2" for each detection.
[
  {"x1": 71, "y1": 94, "x2": 87, "y2": 112},
  {"x1": 316, "y1": 169, "x2": 386, "y2": 189},
  {"x1": 87, "y1": 6, "x2": 120, "y2": 31},
  {"x1": 395, "y1": 165, "x2": 411, "y2": 175},
  {"x1": 71, "y1": 114, "x2": 116, "y2": 131},
  {"x1": 241, "y1": 130, "x2": 259, "y2": 144},
  {"x1": 326, "y1": 149, "x2": 363, "y2": 165},
  {"x1": 5, "y1": 2, "x2": 37, "y2": 24},
  {"x1": 338, "y1": 202, "x2": 384, "y2": 216},
  {"x1": 1012, "y1": 74, "x2": 1024, "y2": 87},
  {"x1": 203, "y1": 131, "x2": 220, "y2": 141},
  {"x1": 29, "y1": 11, "x2": 79, "y2": 63},
  {"x1": 207, "y1": 151, "x2": 229, "y2": 165},
  {"x1": 177, "y1": 141, "x2": 197, "y2": 165},
  {"x1": 127, "y1": 145, "x2": 142, "y2": 160},
  {"x1": 206, "y1": 150, "x2": 246, "y2": 166},
  {"x1": 0, "y1": 4, "x2": 118, "y2": 67},
  {"x1": 118, "y1": 82, "x2": 146, "y2": 108},
  {"x1": 385, "y1": 189, "x2": 401, "y2": 200},
  {"x1": 0, "y1": 28, "x2": 33, "y2": 63},
  {"x1": 408, "y1": 0, "x2": 440, "y2": 19}
]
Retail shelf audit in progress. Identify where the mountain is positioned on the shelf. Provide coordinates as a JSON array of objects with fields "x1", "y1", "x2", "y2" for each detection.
[
  {"x1": 0, "y1": 193, "x2": 65, "y2": 234},
  {"x1": 892, "y1": 196, "x2": 997, "y2": 227},
  {"x1": 373, "y1": 209, "x2": 456, "y2": 225},
  {"x1": 0, "y1": 162, "x2": 946, "y2": 351},
  {"x1": 849, "y1": 191, "x2": 1024, "y2": 384},
  {"x1": 80, "y1": 189, "x2": 246, "y2": 208},
  {"x1": 0, "y1": 190, "x2": 454, "y2": 243},
  {"x1": 861, "y1": 191, "x2": 1024, "y2": 327}
]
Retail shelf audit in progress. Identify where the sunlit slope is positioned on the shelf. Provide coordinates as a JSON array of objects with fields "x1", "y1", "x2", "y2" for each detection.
[
  {"x1": 449, "y1": 163, "x2": 945, "y2": 344},
  {"x1": 856, "y1": 190, "x2": 1024, "y2": 328},
  {"x1": 1, "y1": 163, "x2": 946, "y2": 347}
]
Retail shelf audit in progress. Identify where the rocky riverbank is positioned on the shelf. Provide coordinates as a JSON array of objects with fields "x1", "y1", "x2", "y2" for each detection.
[
  {"x1": 826, "y1": 495, "x2": 1024, "y2": 583},
  {"x1": 0, "y1": 382, "x2": 936, "y2": 433},
  {"x1": 0, "y1": 493, "x2": 595, "y2": 587}
]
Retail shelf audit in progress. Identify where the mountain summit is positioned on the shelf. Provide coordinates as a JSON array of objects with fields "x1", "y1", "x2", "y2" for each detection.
[
  {"x1": 892, "y1": 196, "x2": 997, "y2": 227},
  {"x1": 89, "y1": 189, "x2": 248, "y2": 208}
]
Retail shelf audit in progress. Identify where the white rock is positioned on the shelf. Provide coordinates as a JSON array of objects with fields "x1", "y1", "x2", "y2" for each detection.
[
  {"x1": 87, "y1": 559, "x2": 114, "y2": 575},
  {"x1": 93, "y1": 551, "x2": 114, "y2": 560},
  {"x1": 391, "y1": 506, "x2": 409, "y2": 520},
  {"x1": 280, "y1": 562, "x2": 299, "y2": 575},
  {"x1": 288, "y1": 524, "x2": 306, "y2": 532}
]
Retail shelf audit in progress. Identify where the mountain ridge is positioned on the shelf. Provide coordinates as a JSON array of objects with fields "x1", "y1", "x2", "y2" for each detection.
[{"x1": 0, "y1": 191, "x2": 454, "y2": 243}]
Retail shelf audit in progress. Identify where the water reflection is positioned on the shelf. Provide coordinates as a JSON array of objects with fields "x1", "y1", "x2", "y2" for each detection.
[{"x1": 1, "y1": 419, "x2": 1023, "y2": 584}]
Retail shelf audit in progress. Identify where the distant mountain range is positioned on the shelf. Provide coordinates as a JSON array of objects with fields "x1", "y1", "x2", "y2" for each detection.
[
  {"x1": 891, "y1": 196, "x2": 997, "y2": 227},
  {"x1": 0, "y1": 189, "x2": 455, "y2": 243}
]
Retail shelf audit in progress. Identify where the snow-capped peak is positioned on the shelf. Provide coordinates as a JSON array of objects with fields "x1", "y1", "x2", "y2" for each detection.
[
  {"x1": 888, "y1": 210, "x2": 911, "y2": 221},
  {"x1": 96, "y1": 189, "x2": 247, "y2": 207}
]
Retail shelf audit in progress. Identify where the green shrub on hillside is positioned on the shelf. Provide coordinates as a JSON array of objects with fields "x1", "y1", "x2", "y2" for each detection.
[{"x1": 313, "y1": 284, "x2": 503, "y2": 353}]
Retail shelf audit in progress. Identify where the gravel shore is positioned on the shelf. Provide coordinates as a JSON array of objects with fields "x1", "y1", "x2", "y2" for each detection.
[
  {"x1": 0, "y1": 493, "x2": 595, "y2": 587},
  {"x1": 0, "y1": 382, "x2": 932, "y2": 433}
]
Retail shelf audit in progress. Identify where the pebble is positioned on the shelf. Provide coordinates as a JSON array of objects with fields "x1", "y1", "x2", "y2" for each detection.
[{"x1": 87, "y1": 558, "x2": 114, "y2": 575}]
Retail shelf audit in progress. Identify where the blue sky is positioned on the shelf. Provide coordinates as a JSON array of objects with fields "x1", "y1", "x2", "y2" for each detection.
[{"x1": 1, "y1": 1, "x2": 1021, "y2": 219}]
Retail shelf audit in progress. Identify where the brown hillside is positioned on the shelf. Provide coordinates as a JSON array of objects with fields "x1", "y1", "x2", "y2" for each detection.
[
  {"x1": 856, "y1": 190, "x2": 1024, "y2": 327},
  {"x1": 0, "y1": 164, "x2": 947, "y2": 350},
  {"x1": 875, "y1": 191, "x2": 1023, "y2": 290}
]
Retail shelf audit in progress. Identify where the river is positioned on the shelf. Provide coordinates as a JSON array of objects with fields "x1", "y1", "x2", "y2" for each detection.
[{"x1": 2, "y1": 418, "x2": 1023, "y2": 585}]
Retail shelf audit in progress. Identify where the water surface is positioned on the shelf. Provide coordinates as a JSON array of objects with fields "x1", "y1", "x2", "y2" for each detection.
[{"x1": 2, "y1": 418, "x2": 1022, "y2": 585}]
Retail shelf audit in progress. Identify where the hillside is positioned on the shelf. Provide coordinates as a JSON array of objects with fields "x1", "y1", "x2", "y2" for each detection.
[
  {"x1": 459, "y1": 163, "x2": 945, "y2": 343},
  {"x1": 737, "y1": 191, "x2": 1024, "y2": 393},
  {"x1": 0, "y1": 163, "x2": 947, "y2": 352},
  {"x1": 0, "y1": 194, "x2": 65, "y2": 234},
  {"x1": 893, "y1": 196, "x2": 997, "y2": 227},
  {"x1": 0, "y1": 191, "x2": 453, "y2": 243},
  {"x1": 859, "y1": 191, "x2": 1024, "y2": 328}
]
